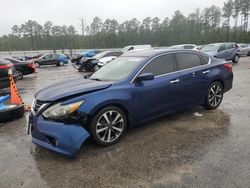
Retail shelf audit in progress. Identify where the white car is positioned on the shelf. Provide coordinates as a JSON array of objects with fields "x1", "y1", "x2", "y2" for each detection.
[
  {"x1": 238, "y1": 43, "x2": 250, "y2": 56},
  {"x1": 170, "y1": 44, "x2": 198, "y2": 50},
  {"x1": 96, "y1": 56, "x2": 118, "y2": 70},
  {"x1": 122, "y1": 45, "x2": 152, "y2": 52}
]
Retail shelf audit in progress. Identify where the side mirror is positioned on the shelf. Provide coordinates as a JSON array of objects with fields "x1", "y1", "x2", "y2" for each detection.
[{"x1": 136, "y1": 73, "x2": 155, "y2": 82}]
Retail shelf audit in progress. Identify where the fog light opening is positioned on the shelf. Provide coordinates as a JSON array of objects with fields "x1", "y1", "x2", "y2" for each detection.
[{"x1": 46, "y1": 135, "x2": 58, "y2": 147}]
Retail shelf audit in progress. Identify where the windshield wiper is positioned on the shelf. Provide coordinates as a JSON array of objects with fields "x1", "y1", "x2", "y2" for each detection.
[{"x1": 89, "y1": 78, "x2": 102, "y2": 81}]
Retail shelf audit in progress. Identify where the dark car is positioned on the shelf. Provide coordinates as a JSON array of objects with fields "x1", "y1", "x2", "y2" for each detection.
[
  {"x1": 34, "y1": 54, "x2": 69, "y2": 67},
  {"x1": 76, "y1": 50, "x2": 123, "y2": 72},
  {"x1": 0, "y1": 58, "x2": 17, "y2": 89},
  {"x1": 29, "y1": 49, "x2": 233, "y2": 157},
  {"x1": 5, "y1": 58, "x2": 36, "y2": 80},
  {"x1": 71, "y1": 50, "x2": 102, "y2": 67},
  {"x1": 201, "y1": 43, "x2": 240, "y2": 63},
  {"x1": 13, "y1": 54, "x2": 44, "y2": 61}
]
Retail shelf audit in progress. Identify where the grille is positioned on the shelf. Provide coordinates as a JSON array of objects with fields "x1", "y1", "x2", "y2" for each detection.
[{"x1": 34, "y1": 100, "x2": 44, "y2": 113}]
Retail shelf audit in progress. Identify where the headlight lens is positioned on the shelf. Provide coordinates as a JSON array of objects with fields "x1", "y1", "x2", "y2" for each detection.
[{"x1": 42, "y1": 101, "x2": 84, "y2": 119}]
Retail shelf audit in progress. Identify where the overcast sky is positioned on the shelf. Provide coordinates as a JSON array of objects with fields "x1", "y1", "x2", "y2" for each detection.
[{"x1": 0, "y1": 0, "x2": 225, "y2": 35}]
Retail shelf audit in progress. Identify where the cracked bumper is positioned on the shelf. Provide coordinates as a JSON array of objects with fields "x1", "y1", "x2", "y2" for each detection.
[{"x1": 29, "y1": 114, "x2": 90, "y2": 157}]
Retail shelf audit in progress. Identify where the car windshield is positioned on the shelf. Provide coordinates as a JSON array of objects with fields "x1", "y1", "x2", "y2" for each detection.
[
  {"x1": 90, "y1": 56, "x2": 145, "y2": 81},
  {"x1": 201, "y1": 44, "x2": 219, "y2": 52}
]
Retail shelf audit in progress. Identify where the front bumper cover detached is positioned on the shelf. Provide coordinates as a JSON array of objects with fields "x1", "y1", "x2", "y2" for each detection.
[{"x1": 29, "y1": 114, "x2": 90, "y2": 157}]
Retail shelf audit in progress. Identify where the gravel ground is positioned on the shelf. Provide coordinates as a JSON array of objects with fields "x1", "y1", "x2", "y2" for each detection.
[{"x1": 0, "y1": 57, "x2": 250, "y2": 188}]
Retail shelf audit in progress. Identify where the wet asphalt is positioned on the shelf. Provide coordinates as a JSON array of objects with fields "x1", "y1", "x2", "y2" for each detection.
[{"x1": 0, "y1": 57, "x2": 250, "y2": 188}]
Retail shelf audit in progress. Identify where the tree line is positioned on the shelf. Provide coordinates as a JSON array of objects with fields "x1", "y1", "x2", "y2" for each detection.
[{"x1": 0, "y1": 0, "x2": 249, "y2": 51}]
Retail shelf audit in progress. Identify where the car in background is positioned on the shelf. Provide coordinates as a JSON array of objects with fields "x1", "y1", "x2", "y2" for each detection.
[
  {"x1": 71, "y1": 50, "x2": 102, "y2": 66},
  {"x1": 12, "y1": 54, "x2": 44, "y2": 61},
  {"x1": 238, "y1": 43, "x2": 250, "y2": 56},
  {"x1": 34, "y1": 54, "x2": 69, "y2": 67},
  {"x1": 169, "y1": 44, "x2": 198, "y2": 50},
  {"x1": 0, "y1": 58, "x2": 17, "y2": 89},
  {"x1": 77, "y1": 50, "x2": 123, "y2": 72},
  {"x1": 5, "y1": 58, "x2": 36, "y2": 80},
  {"x1": 122, "y1": 45, "x2": 152, "y2": 52},
  {"x1": 201, "y1": 43, "x2": 240, "y2": 63},
  {"x1": 29, "y1": 49, "x2": 233, "y2": 157}
]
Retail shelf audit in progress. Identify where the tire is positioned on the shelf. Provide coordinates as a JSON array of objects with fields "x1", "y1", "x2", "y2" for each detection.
[
  {"x1": 35, "y1": 62, "x2": 40, "y2": 68},
  {"x1": 0, "y1": 105, "x2": 25, "y2": 123},
  {"x1": 247, "y1": 51, "x2": 250, "y2": 56},
  {"x1": 232, "y1": 54, "x2": 239, "y2": 63},
  {"x1": 16, "y1": 70, "x2": 24, "y2": 80},
  {"x1": 93, "y1": 65, "x2": 99, "y2": 72},
  {"x1": 58, "y1": 61, "x2": 65, "y2": 66},
  {"x1": 89, "y1": 106, "x2": 127, "y2": 146},
  {"x1": 204, "y1": 81, "x2": 224, "y2": 110}
]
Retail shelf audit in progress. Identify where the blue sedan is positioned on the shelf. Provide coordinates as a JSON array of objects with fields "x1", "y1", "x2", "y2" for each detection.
[{"x1": 29, "y1": 49, "x2": 233, "y2": 157}]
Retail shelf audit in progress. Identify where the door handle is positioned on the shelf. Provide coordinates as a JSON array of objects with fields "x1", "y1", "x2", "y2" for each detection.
[
  {"x1": 202, "y1": 70, "x2": 210, "y2": 74},
  {"x1": 170, "y1": 79, "x2": 180, "y2": 84}
]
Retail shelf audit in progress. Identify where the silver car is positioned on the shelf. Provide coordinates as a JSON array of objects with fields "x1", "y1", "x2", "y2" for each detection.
[{"x1": 238, "y1": 43, "x2": 250, "y2": 56}]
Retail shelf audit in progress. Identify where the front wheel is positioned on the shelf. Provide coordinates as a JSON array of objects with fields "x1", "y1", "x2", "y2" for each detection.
[
  {"x1": 93, "y1": 65, "x2": 99, "y2": 72},
  {"x1": 34, "y1": 62, "x2": 40, "y2": 68},
  {"x1": 232, "y1": 54, "x2": 239, "y2": 63},
  {"x1": 204, "y1": 81, "x2": 224, "y2": 110},
  {"x1": 16, "y1": 70, "x2": 23, "y2": 80},
  {"x1": 58, "y1": 61, "x2": 65, "y2": 66},
  {"x1": 89, "y1": 106, "x2": 127, "y2": 146},
  {"x1": 247, "y1": 51, "x2": 250, "y2": 56}
]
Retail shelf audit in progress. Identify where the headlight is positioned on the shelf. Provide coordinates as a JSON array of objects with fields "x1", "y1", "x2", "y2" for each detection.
[{"x1": 42, "y1": 101, "x2": 84, "y2": 119}]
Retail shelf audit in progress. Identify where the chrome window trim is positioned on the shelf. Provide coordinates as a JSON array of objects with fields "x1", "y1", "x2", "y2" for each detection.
[{"x1": 130, "y1": 51, "x2": 211, "y2": 83}]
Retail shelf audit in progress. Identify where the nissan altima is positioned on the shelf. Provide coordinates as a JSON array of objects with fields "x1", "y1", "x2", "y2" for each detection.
[{"x1": 29, "y1": 49, "x2": 233, "y2": 157}]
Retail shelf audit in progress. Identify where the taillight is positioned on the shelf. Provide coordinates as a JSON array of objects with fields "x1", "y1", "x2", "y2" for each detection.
[
  {"x1": 0, "y1": 63, "x2": 13, "y2": 69},
  {"x1": 224, "y1": 63, "x2": 233, "y2": 72}
]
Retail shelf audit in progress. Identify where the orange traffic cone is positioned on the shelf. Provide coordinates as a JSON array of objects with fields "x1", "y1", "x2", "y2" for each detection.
[
  {"x1": 9, "y1": 75, "x2": 22, "y2": 105},
  {"x1": 9, "y1": 74, "x2": 31, "y2": 111}
]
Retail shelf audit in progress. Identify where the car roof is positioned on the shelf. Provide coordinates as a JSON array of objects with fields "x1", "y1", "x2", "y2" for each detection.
[
  {"x1": 208, "y1": 42, "x2": 236, "y2": 45},
  {"x1": 121, "y1": 48, "x2": 203, "y2": 58}
]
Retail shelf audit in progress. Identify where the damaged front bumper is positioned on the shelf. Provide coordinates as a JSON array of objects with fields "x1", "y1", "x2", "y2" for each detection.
[{"x1": 29, "y1": 114, "x2": 90, "y2": 157}]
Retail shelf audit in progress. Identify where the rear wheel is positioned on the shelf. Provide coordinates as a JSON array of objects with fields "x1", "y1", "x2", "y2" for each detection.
[
  {"x1": 247, "y1": 51, "x2": 250, "y2": 56},
  {"x1": 89, "y1": 106, "x2": 127, "y2": 146},
  {"x1": 204, "y1": 81, "x2": 224, "y2": 110},
  {"x1": 232, "y1": 54, "x2": 239, "y2": 63}
]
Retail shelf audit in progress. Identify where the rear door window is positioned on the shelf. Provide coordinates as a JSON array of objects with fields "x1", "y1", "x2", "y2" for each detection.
[
  {"x1": 200, "y1": 55, "x2": 210, "y2": 65},
  {"x1": 141, "y1": 54, "x2": 176, "y2": 76},
  {"x1": 176, "y1": 53, "x2": 202, "y2": 70},
  {"x1": 226, "y1": 43, "x2": 235, "y2": 50}
]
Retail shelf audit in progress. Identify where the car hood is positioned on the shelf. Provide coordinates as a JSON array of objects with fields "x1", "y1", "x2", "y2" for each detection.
[{"x1": 35, "y1": 78, "x2": 112, "y2": 102}]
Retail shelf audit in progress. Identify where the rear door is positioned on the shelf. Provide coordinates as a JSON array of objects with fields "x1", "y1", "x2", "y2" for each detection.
[
  {"x1": 225, "y1": 43, "x2": 237, "y2": 60},
  {"x1": 216, "y1": 44, "x2": 227, "y2": 59},
  {"x1": 132, "y1": 54, "x2": 182, "y2": 121},
  {"x1": 175, "y1": 52, "x2": 210, "y2": 106}
]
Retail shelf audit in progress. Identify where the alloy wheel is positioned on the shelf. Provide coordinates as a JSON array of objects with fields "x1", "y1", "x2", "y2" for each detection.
[
  {"x1": 234, "y1": 55, "x2": 239, "y2": 63},
  {"x1": 96, "y1": 110, "x2": 124, "y2": 143},
  {"x1": 208, "y1": 84, "x2": 223, "y2": 107},
  {"x1": 16, "y1": 71, "x2": 23, "y2": 80},
  {"x1": 94, "y1": 65, "x2": 99, "y2": 71}
]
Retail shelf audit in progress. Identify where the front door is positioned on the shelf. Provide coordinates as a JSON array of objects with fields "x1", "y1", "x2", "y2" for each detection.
[{"x1": 132, "y1": 54, "x2": 182, "y2": 122}]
